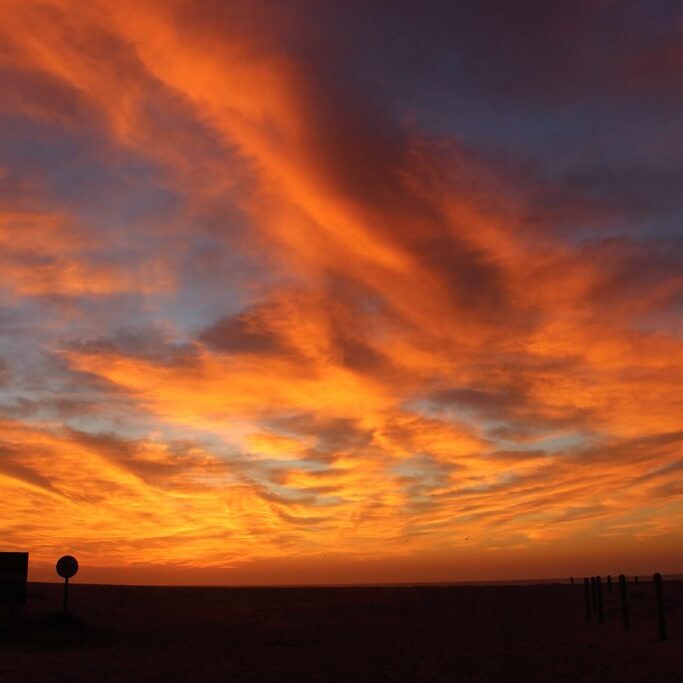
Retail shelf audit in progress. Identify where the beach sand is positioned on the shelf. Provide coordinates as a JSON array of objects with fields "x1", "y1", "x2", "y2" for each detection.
[{"x1": 1, "y1": 580, "x2": 680, "y2": 681}]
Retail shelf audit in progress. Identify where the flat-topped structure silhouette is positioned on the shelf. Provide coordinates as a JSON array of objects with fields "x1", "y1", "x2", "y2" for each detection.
[{"x1": 0, "y1": 552, "x2": 28, "y2": 607}]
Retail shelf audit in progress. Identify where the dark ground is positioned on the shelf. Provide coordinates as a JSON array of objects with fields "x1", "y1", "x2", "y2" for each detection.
[{"x1": 0, "y1": 580, "x2": 680, "y2": 682}]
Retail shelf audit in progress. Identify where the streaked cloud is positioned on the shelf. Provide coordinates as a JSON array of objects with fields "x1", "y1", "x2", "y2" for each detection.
[{"x1": 1, "y1": 0, "x2": 682, "y2": 583}]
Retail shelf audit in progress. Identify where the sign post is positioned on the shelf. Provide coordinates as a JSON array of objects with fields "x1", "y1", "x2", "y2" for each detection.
[{"x1": 56, "y1": 555, "x2": 79, "y2": 615}]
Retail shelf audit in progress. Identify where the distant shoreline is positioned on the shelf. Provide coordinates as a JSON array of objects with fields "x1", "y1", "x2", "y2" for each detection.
[{"x1": 27, "y1": 574, "x2": 683, "y2": 589}]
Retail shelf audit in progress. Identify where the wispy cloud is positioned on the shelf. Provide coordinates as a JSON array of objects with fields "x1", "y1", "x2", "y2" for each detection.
[{"x1": 1, "y1": 0, "x2": 682, "y2": 582}]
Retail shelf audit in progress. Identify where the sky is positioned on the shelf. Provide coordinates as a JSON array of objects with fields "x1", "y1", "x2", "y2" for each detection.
[{"x1": 1, "y1": 0, "x2": 682, "y2": 585}]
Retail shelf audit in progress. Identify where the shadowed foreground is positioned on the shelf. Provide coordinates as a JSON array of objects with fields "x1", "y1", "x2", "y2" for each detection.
[{"x1": 1, "y1": 581, "x2": 681, "y2": 682}]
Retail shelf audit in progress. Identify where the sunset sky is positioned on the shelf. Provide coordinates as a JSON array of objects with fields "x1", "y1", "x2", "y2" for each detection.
[{"x1": 1, "y1": 1, "x2": 682, "y2": 585}]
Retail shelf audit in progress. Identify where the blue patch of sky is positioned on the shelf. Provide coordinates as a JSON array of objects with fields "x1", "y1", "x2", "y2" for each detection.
[
  {"x1": 402, "y1": 396, "x2": 595, "y2": 455},
  {"x1": 1, "y1": 115, "x2": 181, "y2": 242},
  {"x1": 265, "y1": 480, "x2": 343, "y2": 508},
  {"x1": 497, "y1": 431, "x2": 593, "y2": 456},
  {"x1": 2, "y1": 114, "x2": 269, "y2": 343},
  {"x1": 392, "y1": 453, "x2": 449, "y2": 487},
  {"x1": 155, "y1": 229, "x2": 261, "y2": 339},
  {"x1": 336, "y1": 13, "x2": 683, "y2": 244}
]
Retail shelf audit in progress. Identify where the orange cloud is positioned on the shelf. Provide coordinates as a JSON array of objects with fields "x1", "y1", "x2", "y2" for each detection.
[{"x1": 1, "y1": 0, "x2": 682, "y2": 583}]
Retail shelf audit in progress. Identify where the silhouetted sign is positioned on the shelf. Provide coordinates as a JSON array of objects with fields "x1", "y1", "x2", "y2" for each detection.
[
  {"x1": 56, "y1": 555, "x2": 78, "y2": 615},
  {"x1": 56, "y1": 555, "x2": 78, "y2": 579},
  {"x1": 0, "y1": 552, "x2": 29, "y2": 605}
]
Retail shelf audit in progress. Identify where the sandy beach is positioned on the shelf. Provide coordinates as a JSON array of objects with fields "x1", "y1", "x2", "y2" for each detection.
[{"x1": 1, "y1": 579, "x2": 680, "y2": 682}]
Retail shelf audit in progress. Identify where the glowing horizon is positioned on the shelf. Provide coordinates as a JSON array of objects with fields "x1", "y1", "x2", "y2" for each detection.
[{"x1": 1, "y1": 1, "x2": 682, "y2": 585}]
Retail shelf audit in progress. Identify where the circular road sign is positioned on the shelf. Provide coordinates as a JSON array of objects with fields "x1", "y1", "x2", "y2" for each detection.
[{"x1": 56, "y1": 555, "x2": 79, "y2": 579}]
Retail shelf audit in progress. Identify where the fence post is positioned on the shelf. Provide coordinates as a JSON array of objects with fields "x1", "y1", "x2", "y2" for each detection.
[
  {"x1": 607, "y1": 575, "x2": 612, "y2": 594},
  {"x1": 584, "y1": 577, "x2": 591, "y2": 622},
  {"x1": 591, "y1": 576, "x2": 597, "y2": 609},
  {"x1": 654, "y1": 573, "x2": 667, "y2": 641},
  {"x1": 596, "y1": 576, "x2": 604, "y2": 623},
  {"x1": 619, "y1": 574, "x2": 629, "y2": 631}
]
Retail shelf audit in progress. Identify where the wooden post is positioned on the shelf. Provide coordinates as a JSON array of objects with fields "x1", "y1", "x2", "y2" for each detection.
[
  {"x1": 584, "y1": 577, "x2": 591, "y2": 622},
  {"x1": 596, "y1": 575, "x2": 604, "y2": 624},
  {"x1": 654, "y1": 573, "x2": 667, "y2": 641},
  {"x1": 619, "y1": 574, "x2": 629, "y2": 631},
  {"x1": 591, "y1": 576, "x2": 597, "y2": 609},
  {"x1": 607, "y1": 575, "x2": 612, "y2": 594}
]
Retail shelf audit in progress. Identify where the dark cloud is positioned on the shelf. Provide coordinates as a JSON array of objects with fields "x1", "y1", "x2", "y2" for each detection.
[
  {"x1": 66, "y1": 428, "x2": 227, "y2": 487},
  {"x1": 651, "y1": 480, "x2": 683, "y2": 499},
  {"x1": 563, "y1": 163, "x2": 683, "y2": 229},
  {"x1": 0, "y1": 61, "x2": 96, "y2": 127},
  {"x1": 430, "y1": 382, "x2": 596, "y2": 441},
  {"x1": 269, "y1": 413, "x2": 373, "y2": 454},
  {"x1": 332, "y1": 0, "x2": 683, "y2": 105},
  {"x1": 573, "y1": 431, "x2": 683, "y2": 466},
  {"x1": 577, "y1": 237, "x2": 683, "y2": 312},
  {"x1": 0, "y1": 396, "x2": 98, "y2": 420},
  {"x1": 637, "y1": 459, "x2": 683, "y2": 483},
  {"x1": 0, "y1": 357, "x2": 9, "y2": 386},
  {"x1": 271, "y1": 507, "x2": 330, "y2": 526},
  {"x1": 434, "y1": 386, "x2": 525, "y2": 417},
  {"x1": 72, "y1": 327, "x2": 199, "y2": 367},
  {"x1": 298, "y1": 0, "x2": 683, "y2": 246},
  {"x1": 327, "y1": 324, "x2": 387, "y2": 375},
  {"x1": 394, "y1": 453, "x2": 459, "y2": 507},
  {"x1": 551, "y1": 505, "x2": 607, "y2": 524},
  {"x1": 251, "y1": 483, "x2": 317, "y2": 507},
  {"x1": 199, "y1": 308, "x2": 285, "y2": 355},
  {"x1": 486, "y1": 449, "x2": 547, "y2": 462},
  {"x1": 0, "y1": 443, "x2": 61, "y2": 494},
  {"x1": 176, "y1": 4, "x2": 517, "y2": 320}
]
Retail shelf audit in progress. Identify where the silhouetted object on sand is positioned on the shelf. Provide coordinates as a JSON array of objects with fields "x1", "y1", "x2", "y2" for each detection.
[
  {"x1": 570, "y1": 577, "x2": 574, "y2": 584},
  {"x1": 634, "y1": 576, "x2": 639, "y2": 584},
  {"x1": 0, "y1": 552, "x2": 28, "y2": 607},
  {"x1": 619, "y1": 574, "x2": 629, "y2": 631},
  {"x1": 583, "y1": 572, "x2": 669, "y2": 638},
  {"x1": 654, "y1": 573, "x2": 667, "y2": 641},
  {"x1": 596, "y1": 576, "x2": 604, "y2": 624},
  {"x1": 584, "y1": 578, "x2": 591, "y2": 622},
  {"x1": 607, "y1": 575, "x2": 612, "y2": 594},
  {"x1": 56, "y1": 555, "x2": 79, "y2": 615}
]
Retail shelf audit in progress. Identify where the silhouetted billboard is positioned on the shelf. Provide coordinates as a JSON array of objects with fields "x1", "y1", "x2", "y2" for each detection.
[{"x1": 0, "y1": 552, "x2": 29, "y2": 605}]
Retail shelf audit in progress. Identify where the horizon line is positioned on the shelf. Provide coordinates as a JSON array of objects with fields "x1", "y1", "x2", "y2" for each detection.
[{"x1": 28, "y1": 574, "x2": 683, "y2": 590}]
